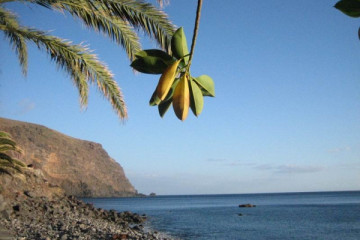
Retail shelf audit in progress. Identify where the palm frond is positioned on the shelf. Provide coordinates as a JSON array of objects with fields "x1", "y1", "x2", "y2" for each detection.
[
  {"x1": 2, "y1": 22, "x2": 127, "y2": 118},
  {"x1": 0, "y1": 153, "x2": 26, "y2": 167},
  {"x1": 1, "y1": 0, "x2": 176, "y2": 120},
  {"x1": 0, "y1": 7, "x2": 28, "y2": 75},
  {"x1": 0, "y1": 145, "x2": 15, "y2": 152},
  {"x1": 0, "y1": 131, "x2": 22, "y2": 153},
  {"x1": 0, "y1": 138, "x2": 17, "y2": 150},
  {"x1": 156, "y1": 0, "x2": 169, "y2": 8},
  {"x1": 10, "y1": 158, "x2": 26, "y2": 167},
  {"x1": 0, "y1": 152, "x2": 14, "y2": 162},
  {"x1": 33, "y1": 0, "x2": 141, "y2": 61},
  {"x1": 0, "y1": 135, "x2": 16, "y2": 146},
  {"x1": 0, "y1": 159, "x2": 23, "y2": 175},
  {"x1": 0, "y1": 166, "x2": 13, "y2": 175},
  {"x1": 32, "y1": 0, "x2": 175, "y2": 51},
  {"x1": 96, "y1": 0, "x2": 175, "y2": 51},
  {"x1": 73, "y1": 8, "x2": 141, "y2": 61},
  {"x1": 0, "y1": 0, "x2": 17, "y2": 4},
  {"x1": 0, "y1": 131, "x2": 25, "y2": 175},
  {"x1": 0, "y1": 131, "x2": 11, "y2": 138}
]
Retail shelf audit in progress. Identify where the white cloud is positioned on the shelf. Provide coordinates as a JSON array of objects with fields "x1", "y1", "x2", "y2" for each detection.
[
  {"x1": 206, "y1": 158, "x2": 226, "y2": 162},
  {"x1": 254, "y1": 164, "x2": 323, "y2": 174},
  {"x1": 328, "y1": 146, "x2": 351, "y2": 153},
  {"x1": 225, "y1": 161, "x2": 255, "y2": 167},
  {"x1": 15, "y1": 98, "x2": 35, "y2": 115},
  {"x1": 275, "y1": 164, "x2": 323, "y2": 174},
  {"x1": 254, "y1": 164, "x2": 274, "y2": 170},
  {"x1": 334, "y1": 163, "x2": 360, "y2": 170},
  {"x1": 205, "y1": 158, "x2": 256, "y2": 167}
]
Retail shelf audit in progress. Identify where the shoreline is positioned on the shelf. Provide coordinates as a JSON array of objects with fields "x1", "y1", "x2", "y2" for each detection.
[
  {"x1": 0, "y1": 193, "x2": 174, "y2": 240},
  {"x1": 0, "y1": 168, "x2": 175, "y2": 240}
]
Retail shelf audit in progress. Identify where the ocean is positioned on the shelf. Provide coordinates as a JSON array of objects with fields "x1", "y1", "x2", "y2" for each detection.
[{"x1": 83, "y1": 191, "x2": 360, "y2": 240}]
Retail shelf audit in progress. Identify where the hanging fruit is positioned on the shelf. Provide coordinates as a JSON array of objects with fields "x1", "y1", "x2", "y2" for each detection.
[
  {"x1": 130, "y1": 26, "x2": 215, "y2": 121},
  {"x1": 173, "y1": 74, "x2": 190, "y2": 121}
]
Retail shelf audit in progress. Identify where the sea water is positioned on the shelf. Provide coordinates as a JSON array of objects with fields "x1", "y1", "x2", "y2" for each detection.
[{"x1": 83, "y1": 191, "x2": 360, "y2": 240}]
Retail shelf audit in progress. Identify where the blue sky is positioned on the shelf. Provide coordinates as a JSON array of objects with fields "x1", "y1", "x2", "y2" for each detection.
[{"x1": 1, "y1": 1, "x2": 359, "y2": 195}]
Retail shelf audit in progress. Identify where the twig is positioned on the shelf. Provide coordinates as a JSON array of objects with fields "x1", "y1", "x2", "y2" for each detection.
[{"x1": 187, "y1": 0, "x2": 203, "y2": 71}]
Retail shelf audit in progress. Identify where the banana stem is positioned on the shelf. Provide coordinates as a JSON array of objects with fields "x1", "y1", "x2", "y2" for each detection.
[{"x1": 187, "y1": 0, "x2": 203, "y2": 72}]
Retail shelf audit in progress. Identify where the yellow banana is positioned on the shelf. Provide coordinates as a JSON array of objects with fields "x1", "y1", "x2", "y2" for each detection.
[
  {"x1": 155, "y1": 60, "x2": 180, "y2": 100},
  {"x1": 173, "y1": 74, "x2": 190, "y2": 121}
]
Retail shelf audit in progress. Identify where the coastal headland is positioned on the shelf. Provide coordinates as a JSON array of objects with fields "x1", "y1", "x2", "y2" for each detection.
[{"x1": 0, "y1": 118, "x2": 172, "y2": 239}]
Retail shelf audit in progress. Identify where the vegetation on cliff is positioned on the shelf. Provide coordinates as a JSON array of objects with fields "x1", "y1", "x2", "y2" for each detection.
[
  {"x1": 0, "y1": 117, "x2": 136, "y2": 197},
  {"x1": 0, "y1": 131, "x2": 26, "y2": 175}
]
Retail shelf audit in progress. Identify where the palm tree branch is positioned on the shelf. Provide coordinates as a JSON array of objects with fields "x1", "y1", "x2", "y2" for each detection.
[
  {"x1": 0, "y1": 135, "x2": 22, "y2": 153},
  {"x1": 0, "y1": 145, "x2": 16, "y2": 152},
  {"x1": 97, "y1": 0, "x2": 175, "y2": 51},
  {"x1": 1, "y1": 0, "x2": 175, "y2": 120},
  {"x1": 0, "y1": 137, "x2": 17, "y2": 148},
  {"x1": 0, "y1": 153, "x2": 25, "y2": 166},
  {"x1": 0, "y1": 166, "x2": 13, "y2": 175},
  {"x1": 32, "y1": 0, "x2": 141, "y2": 61},
  {"x1": 0, "y1": 131, "x2": 11, "y2": 138},
  {"x1": 0, "y1": 131, "x2": 25, "y2": 175},
  {"x1": 3, "y1": 24, "x2": 127, "y2": 118},
  {"x1": 0, "y1": 159, "x2": 23, "y2": 174},
  {"x1": 2, "y1": 21, "x2": 90, "y2": 106},
  {"x1": 0, "y1": 152, "x2": 14, "y2": 162},
  {"x1": 0, "y1": 0, "x2": 17, "y2": 4},
  {"x1": 0, "y1": 6, "x2": 28, "y2": 75},
  {"x1": 156, "y1": 0, "x2": 169, "y2": 9}
]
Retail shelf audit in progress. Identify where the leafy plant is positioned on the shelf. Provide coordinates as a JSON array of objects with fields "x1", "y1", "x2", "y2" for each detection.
[
  {"x1": 0, "y1": 131, "x2": 26, "y2": 175},
  {"x1": 335, "y1": 0, "x2": 360, "y2": 39},
  {"x1": 131, "y1": 0, "x2": 215, "y2": 121},
  {"x1": 0, "y1": 0, "x2": 175, "y2": 120}
]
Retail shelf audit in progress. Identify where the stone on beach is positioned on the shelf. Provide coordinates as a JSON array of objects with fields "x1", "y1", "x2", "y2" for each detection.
[{"x1": 0, "y1": 167, "x2": 174, "y2": 240}]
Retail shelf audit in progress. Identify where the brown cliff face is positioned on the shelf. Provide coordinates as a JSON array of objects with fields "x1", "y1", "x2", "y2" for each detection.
[{"x1": 0, "y1": 118, "x2": 137, "y2": 197}]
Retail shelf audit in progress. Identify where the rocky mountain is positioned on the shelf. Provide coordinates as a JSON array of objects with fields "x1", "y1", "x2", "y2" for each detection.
[{"x1": 0, "y1": 117, "x2": 137, "y2": 197}]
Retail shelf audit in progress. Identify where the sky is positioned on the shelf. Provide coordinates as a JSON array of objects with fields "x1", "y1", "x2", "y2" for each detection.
[{"x1": 1, "y1": 1, "x2": 359, "y2": 195}]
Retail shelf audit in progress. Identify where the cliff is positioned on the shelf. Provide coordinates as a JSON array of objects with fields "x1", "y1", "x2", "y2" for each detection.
[{"x1": 0, "y1": 117, "x2": 137, "y2": 197}]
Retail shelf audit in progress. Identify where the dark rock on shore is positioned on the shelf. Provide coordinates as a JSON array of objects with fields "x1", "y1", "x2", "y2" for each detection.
[
  {"x1": 0, "y1": 168, "x2": 175, "y2": 240},
  {"x1": 238, "y1": 204, "x2": 256, "y2": 208},
  {"x1": 0, "y1": 194, "x2": 170, "y2": 239}
]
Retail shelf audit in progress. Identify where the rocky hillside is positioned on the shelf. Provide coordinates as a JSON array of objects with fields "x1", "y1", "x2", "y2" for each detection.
[
  {"x1": 0, "y1": 168, "x2": 168, "y2": 240},
  {"x1": 0, "y1": 118, "x2": 137, "y2": 197}
]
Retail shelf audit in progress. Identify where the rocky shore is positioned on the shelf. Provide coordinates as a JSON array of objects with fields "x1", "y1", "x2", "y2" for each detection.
[{"x1": 0, "y1": 168, "x2": 174, "y2": 240}]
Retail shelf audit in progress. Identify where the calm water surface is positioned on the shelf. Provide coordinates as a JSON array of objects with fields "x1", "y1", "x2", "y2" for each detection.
[{"x1": 83, "y1": 191, "x2": 360, "y2": 240}]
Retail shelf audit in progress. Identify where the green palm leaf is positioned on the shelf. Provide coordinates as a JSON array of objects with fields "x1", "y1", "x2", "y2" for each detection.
[
  {"x1": 1, "y1": 0, "x2": 176, "y2": 120},
  {"x1": 97, "y1": 0, "x2": 175, "y2": 51},
  {"x1": 0, "y1": 131, "x2": 25, "y2": 175},
  {"x1": 0, "y1": 159, "x2": 23, "y2": 174},
  {"x1": 156, "y1": 0, "x2": 169, "y2": 8},
  {"x1": 33, "y1": 0, "x2": 142, "y2": 60},
  {"x1": 1, "y1": 9, "x2": 126, "y2": 117},
  {"x1": 21, "y1": 28, "x2": 126, "y2": 118},
  {"x1": 0, "y1": 8, "x2": 28, "y2": 75}
]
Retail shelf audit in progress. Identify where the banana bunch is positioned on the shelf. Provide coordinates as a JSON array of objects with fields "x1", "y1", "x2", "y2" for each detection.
[{"x1": 131, "y1": 27, "x2": 215, "y2": 121}]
